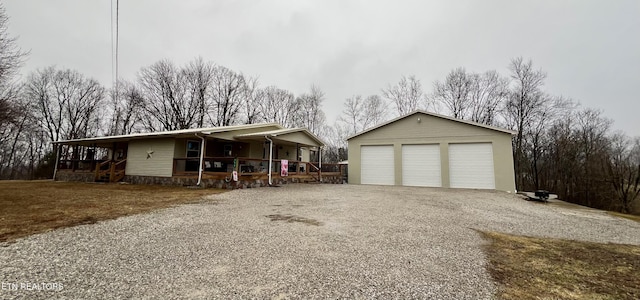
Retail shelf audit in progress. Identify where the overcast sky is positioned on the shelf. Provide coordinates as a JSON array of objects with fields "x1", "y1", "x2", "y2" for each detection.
[{"x1": 4, "y1": 0, "x2": 639, "y2": 136}]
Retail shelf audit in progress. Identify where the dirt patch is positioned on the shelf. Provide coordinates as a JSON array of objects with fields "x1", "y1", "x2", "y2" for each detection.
[
  {"x1": 0, "y1": 180, "x2": 224, "y2": 243},
  {"x1": 266, "y1": 214, "x2": 322, "y2": 226},
  {"x1": 480, "y1": 230, "x2": 640, "y2": 300}
]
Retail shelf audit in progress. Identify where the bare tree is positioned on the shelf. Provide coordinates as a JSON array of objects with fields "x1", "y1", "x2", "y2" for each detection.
[
  {"x1": 432, "y1": 68, "x2": 508, "y2": 125},
  {"x1": 208, "y1": 65, "x2": 245, "y2": 126},
  {"x1": 138, "y1": 60, "x2": 200, "y2": 131},
  {"x1": 432, "y1": 68, "x2": 472, "y2": 119},
  {"x1": 242, "y1": 76, "x2": 264, "y2": 124},
  {"x1": 0, "y1": 3, "x2": 27, "y2": 140},
  {"x1": 321, "y1": 123, "x2": 350, "y2": 163},
  {"x1": 259, "y1": 86, "x2": 298, "y2": 127},
  {"x1": 524, "y1": 96, "x2": 576, "y2": 189},
  {"x1": 108, "y1": 80, "x2": 144, "y2": 135},
  {"x1": 504, "y1": 57, "x2": 548, "y2": 189},
  {"x1": 382, "y1": 75, "x2": 425, "y2": 116},
  {"x1": 0, "y1": 3, "x2": 27, "y2": 114},
  {"x1": 338, "y1": 95, "x2": 363, "y2": 134},
  {"x1": 468, "y1": 71, "x2": 509, "y2": 125},
  {"x1": 338, "y1": 94, "x2": 387, "y2": 135},
  {"x1": 184, "y1": 57, "x2": 215, "y2": 128},
  {"x1": 362, "y1": 95, "x2": 388, "y2": 128},
  {"x1": 295, "y1": 85, "x2": 326, "y2": 135},
  {"x1": 605, "y1": 134, "x2": 640, "y2": 213},
  {"x1": 26, "y1": 66, "x2": 106, "y2": 143}
]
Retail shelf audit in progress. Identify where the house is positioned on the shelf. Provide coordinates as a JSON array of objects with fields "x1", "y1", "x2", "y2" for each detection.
[
  {"x1": 347, "y1": 110, "x2": 516, "y2": 192},
  {"x1": 53, "y1": 123, "x2": 343, "y2": 188}
]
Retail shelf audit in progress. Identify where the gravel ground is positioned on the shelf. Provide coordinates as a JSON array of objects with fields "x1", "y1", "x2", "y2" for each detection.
[{"x1": 2, "y1": 184, "x2": 640, "y2": 299}]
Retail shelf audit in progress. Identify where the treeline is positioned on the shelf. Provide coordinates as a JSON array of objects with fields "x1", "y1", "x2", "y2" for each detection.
[
  {"x1": 0, "y1": 58, "x2": 327, "y2": 178},
  {"x1": 0, "y1": 5, "x2": 638, "y2": 213}
]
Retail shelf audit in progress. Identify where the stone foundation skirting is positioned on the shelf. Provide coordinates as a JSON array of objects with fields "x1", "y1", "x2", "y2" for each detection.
[
  {"x1": 122, "y1": 174, "x2": 343, "y2": 189},
  {"x1": 54, "y1": 171, "x2": 343, "y2": 189},
  {"x1": 55, "y1": 171, "x2": 94, "y2": 183}
]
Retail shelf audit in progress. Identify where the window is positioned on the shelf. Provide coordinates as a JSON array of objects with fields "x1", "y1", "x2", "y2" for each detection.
[
  {"x1": 224, "y1": 144, "x2": 233, "y2": 157},
  {"x1": 186, "y1": 140, "x2": 201, "y2": 158}
]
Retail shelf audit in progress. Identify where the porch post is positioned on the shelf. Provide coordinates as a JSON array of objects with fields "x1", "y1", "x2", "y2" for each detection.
[
  {"x1": 52, "y1": 143, "x2": 61, "y2": 180},
  {"x1": 319, "y1": 146, "x2": 322, "y2": 182}
]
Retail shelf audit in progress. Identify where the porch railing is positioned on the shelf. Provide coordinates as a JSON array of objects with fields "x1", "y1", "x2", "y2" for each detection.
[
  {"x1": 173, "y1": 157, "x2": 343, "y2": 177},
  {"x1": 58, "y1": 159, "x2": 106, "y2": 172}
]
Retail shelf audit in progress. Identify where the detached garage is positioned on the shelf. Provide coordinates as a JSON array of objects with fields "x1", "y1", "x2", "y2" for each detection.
[{"x1": 347, "y1": 110, "x2": 516, "y2": 192}]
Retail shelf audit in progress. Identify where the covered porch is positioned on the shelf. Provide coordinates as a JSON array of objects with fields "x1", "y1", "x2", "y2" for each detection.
[
  {"x1": 53, "y1": 124, "x2": 345, "y2": 188},
  {"x1": 171, "y1": 128, "x2": 344, "y2": 186}
]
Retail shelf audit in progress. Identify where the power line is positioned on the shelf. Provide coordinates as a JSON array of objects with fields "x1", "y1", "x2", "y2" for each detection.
[{"x1": 115, "y1": 0, "x2": 119, "y2": 96}]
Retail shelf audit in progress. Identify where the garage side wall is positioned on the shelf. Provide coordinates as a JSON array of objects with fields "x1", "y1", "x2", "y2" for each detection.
[
  {"x1": 347, "y1": 113, "x2": 516, "y2": 192},
  {"x1": 125, "y1": 138, "x2": 176, "y2": 177}
]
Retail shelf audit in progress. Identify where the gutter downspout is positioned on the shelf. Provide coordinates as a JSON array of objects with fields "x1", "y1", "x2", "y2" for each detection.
[
  {"x1": 265, "y1": 136, "x2": 273, "y2": 185},
  {"x1": 195, "y1": 133, "x2": 206, "y2": 186},
  {"x1": 52, "y1": 144, "x2": 61, "y2": 181},
  {"x1": 319, "y1": 146, "x2": 322, "y2": 182}
]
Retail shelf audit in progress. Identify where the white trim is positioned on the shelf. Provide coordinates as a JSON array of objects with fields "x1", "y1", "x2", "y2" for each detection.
[{"x1": 54, "y1": 123, "x2": 284, "y2": 144}]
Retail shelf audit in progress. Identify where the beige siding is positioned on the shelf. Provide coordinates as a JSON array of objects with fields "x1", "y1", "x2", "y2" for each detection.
[
  {"x1": 174, "y1": 139, "x2": 187, "y2": 157},
  {"x1": 274, "y1": 131, "x2": 322, "y2": 147},
  {"x1": 348, "y1": 112, "x2": 516, "y2": 192},
  {"x1": 277, "y1": 145, "x2": 298, "y2": 160},
  {"x1": 249, "y1": 142, "x2": 266, "y2": 159},
  {"x1": 125, "y1": 138, "x2": 176, "y2": 177},
  {"x1": 214, "y1": 125, "x2": 283, "y2": 140},
  {"x1": 299, "y1": 147, "x2": 310, "y2": 162}
]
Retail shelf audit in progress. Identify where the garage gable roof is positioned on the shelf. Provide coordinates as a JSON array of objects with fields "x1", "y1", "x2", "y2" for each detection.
[{"x1": 346, "y1": 110, "x2": 516, "y2": 140}]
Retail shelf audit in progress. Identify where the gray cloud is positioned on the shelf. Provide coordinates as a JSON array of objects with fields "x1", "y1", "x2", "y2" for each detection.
[{"x1": 4, "y1": 0, "x2": 639, "y2": 135}]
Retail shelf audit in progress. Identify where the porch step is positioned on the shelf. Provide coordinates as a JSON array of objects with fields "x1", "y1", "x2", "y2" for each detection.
[{"x1": 95, "y1": 173, "x2": 124, "y2": 183}]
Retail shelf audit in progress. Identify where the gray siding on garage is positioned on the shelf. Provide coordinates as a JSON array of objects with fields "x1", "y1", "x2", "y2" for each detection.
[{"x1": 347, "y1": 111, "x2": 516, "y2": 192}]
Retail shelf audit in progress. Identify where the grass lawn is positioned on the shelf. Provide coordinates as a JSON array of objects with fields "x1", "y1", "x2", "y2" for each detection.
[
  {"x1": 0, "y1": 180, "x2": 223, "y2": 243},
  {"x1": 481, "y1": 231, "x2": 640, "y2": 300}
]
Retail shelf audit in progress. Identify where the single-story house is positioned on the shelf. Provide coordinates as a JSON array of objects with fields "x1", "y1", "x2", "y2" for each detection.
[
  {"x1": 53, "y1": 123, "x2": 343, "y2": 188},
  {"x1": 347, "y1": 110, "x2": 516, "y2": 192}
]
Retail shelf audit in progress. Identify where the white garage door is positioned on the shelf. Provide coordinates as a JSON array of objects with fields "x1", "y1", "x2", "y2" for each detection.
[
  {"x1": 449, "y1": 143, "x2": 495, "y2": 189},
  {"x1": 361, "y1": 145, "x2": 394, "y2": 185},
  {"x1": 402, "y1": 144, "x2": 441, "y2": 187}
]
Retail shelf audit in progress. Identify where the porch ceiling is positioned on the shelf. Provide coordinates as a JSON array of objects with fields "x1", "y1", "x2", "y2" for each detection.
[{"x1": 233, "y1": 128, "x2": 324, "y2": 147}]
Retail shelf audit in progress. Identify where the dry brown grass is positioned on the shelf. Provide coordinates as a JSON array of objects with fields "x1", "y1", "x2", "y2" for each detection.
[
  {"x1": 607, "y1": 211, "x2": 640, "y2": 223},
  {"x1": 0, "y1": 180, "x2": 224, "y2": 243},
  {"x1": 481, "y1": 231, "x2": 640, "y2": 300}
]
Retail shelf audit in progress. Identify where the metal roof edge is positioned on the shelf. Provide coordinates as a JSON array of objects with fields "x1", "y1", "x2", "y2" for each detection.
[{"x1": 54, "y1": 122, "x2": 285, "y2": 144}]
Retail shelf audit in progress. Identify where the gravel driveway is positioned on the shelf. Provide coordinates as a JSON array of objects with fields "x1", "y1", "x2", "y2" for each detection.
[{"x1": 2, "y1": 184, "x2": 640, "y2": 299}]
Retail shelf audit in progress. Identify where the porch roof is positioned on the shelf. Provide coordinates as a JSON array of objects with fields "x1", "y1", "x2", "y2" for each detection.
[
  {"x1": 54, "y1": 123, "x2": 285, "y2": 147},
  {"x1": 233, "y1": 128, "x2": 325, "y2": 147}
]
